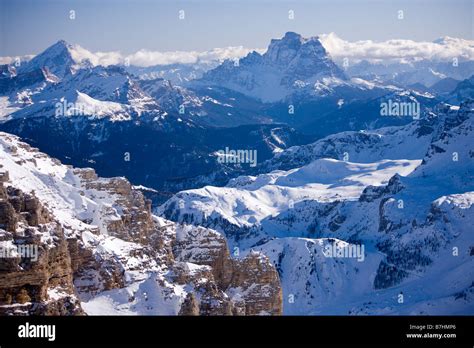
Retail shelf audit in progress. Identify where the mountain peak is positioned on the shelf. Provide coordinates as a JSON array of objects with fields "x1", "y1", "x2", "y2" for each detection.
[
  {"x1": 263, "y1": 32, "x2": 345, "y2": 83},
  {"x1": 52, "y1": 39, "x2": 72, "y2": 48},
  {"x1": 264, "y1": 32, "x2": 329, "y2": 67},
  {"x1": 282, "y1": 31, "x2": 303, "y2": 41},
  {"x1": 19, "y1": 39, "x2": 78, "y2": 78},
  {"x1": 201, "y1": 32, "x2": 345, "y2": 102},
  {"x1": 280, "y1": 31, "x2": 322, "y2": 45},
  {"x1": 38, "y1": 39, "x2": 75, "y2": 60}
]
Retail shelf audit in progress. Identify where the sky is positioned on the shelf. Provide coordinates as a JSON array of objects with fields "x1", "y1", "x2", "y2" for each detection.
[{"x1": 0, "y1": 0, "x2": 473, "y2": 57}]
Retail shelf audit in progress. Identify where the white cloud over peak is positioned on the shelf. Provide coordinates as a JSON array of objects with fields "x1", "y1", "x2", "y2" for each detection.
[
  {"x1": 1, "y1": 34, "x2": 472, "y2": 68},
  {"x1": 1, "y1": 45, "x2": 260, "y2": 68},
  {"x1": 0, "y1": 55, "x2": 35, "y2": 65},
  {"x1": 319, "y1": 32, "x2": 474, "y2": 63},
  {"x1": 69, "y1": 45, "x2": 123, "y2": 67},
  {"x1": 125, "y1": 46, "x2": 263, "y2": 67}
]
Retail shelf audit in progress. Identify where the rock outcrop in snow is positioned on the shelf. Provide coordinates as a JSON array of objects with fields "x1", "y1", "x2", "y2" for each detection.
[{"x1": 0, "y1": 180, "x2": 82, "y2": 315}]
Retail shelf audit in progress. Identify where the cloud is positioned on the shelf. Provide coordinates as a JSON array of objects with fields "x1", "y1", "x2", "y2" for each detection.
[
  {"x1": 124, "y1": 46, "x2": 262, "y2": 67},
  {"x1": 1, "y1": 45, "x2": 259, "y2": 68},
  {"x1": 69, "y1": 45, "x2": 123, "y2": 66},
  {"x1": 0, "y1": 55, "x2": 35, "y2": 65},
  {"x1": 69, "y1": 45, "x2": 262, "y2": 67},
  {"x1": 319, "y1": 33, "x2": 474, "y2": 63},
  {"x1": 1, "y1": 34, "x2": 472, "y2": 68}
]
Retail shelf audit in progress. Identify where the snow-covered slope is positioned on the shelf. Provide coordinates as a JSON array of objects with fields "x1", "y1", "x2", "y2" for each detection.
[
  {"x1": 160, "y1": 158, "x2": 421, "y2": 236},
  {"x1": 258, "y1": 102, "x2": 455, "y2": 173},
  {"x1": 2, "y1": 63, "x2": 165, "y2": 123},
  {"x1": 138, "y1": 78, "x2": 271, "y2": 127},
  {"x1": 159, "y1": 101, "x2": 474, "y2": 315}
]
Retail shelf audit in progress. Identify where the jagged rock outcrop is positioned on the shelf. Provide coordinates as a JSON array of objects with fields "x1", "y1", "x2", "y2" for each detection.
[
  {"x1": 178, "y1": 293, "x2": 200, "y2": 315},
  {"x1": 75, "y1": 168, "x2": 156, "y2": 244},
  {"x1": 359, "y1": 174, "x2": 405, "y2": 203},
  {"x1": 228, "y1": 251, "x2": 283, "y2": 315},
  {"x1": 173, "y1": 225, "x2": 234, "y2": 289},
  {"x1": 173, "y1": 226, "x2": 283, "y2": 315},
  {"x1": 0, "y1": 177, "x2": 82, "y2": 315}
]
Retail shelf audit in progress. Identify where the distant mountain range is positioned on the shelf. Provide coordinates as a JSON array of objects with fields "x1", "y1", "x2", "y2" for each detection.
[
  {"x1": 1, "y1": 33, "x2": 472, "y2": 199},
  {"x1": 1, "y1": 32, "x2": 472, "y2": 197},
  {"x1": 0, "y1": 31, "x2": 473, "y2": 315}
]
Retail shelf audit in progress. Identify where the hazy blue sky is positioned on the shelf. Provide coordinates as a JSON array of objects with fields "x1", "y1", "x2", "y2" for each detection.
[{"x1": 1, "y1": 0, "x2": 472, "y2": 56}]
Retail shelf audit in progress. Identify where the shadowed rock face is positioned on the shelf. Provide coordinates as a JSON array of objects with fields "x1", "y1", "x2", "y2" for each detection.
[
  {"x1": 0, "y1": 179, "x2": 83, "y2": 315},
  {"x1": 173, "y1": 226, "x2": 283, "y2": 315},
  {"x1": 228, "y1": 251, "x2": 283, "y2": 315},
  {"x1": 265, "y1": 32, "x2": 346, "y2": 83}
]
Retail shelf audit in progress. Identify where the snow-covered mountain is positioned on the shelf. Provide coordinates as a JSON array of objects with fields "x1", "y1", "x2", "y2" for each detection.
[
  {"x1": 199, "y1": 32, "x2": 348, "y2": 102},
  {"x1": 197, "y1": 31, "x2": 468, "y2": 106},
  {"x1": 195, "y1": 32, "x2": 446, "y2": 136},
  {"x1": 159, "y1": 100, "x2": 474, "y2": 314},
  {"x1": 126, "y1": 61, "x2": 217, "y2": 85},
  {"x1": 0, "y1": 40, "x2": 309, "y2": 195},
  {"x1": 0, "y1": 36, "x2": 470, "y2": 198},
  {"x1": 345, "y1": 59, "x2": 474, "y2": 90},
  {"x1": 8, "y1": 66, "x2": 162, "y2": 123},
  {"x1": 0, "y1": 40, "x2": 272, "y2": 128},
  {"x1": 122, "y1": 46, "x2": 261, "y2": 84},
  {"x1": 138, "y1": 77, "x2": 272, "y2": 127},
  {"x1": 17, "y1": 40, "x2": 95, "y2": 79},
  {"x1": 0, "y1": 46, "x2": 166, "y2": 124},
  {"x1": 0, "y1": 132, "x2": 282, "y2": 315},
  {"x1": 320, "y1": 33, "x2": 474, "y2": 89}
]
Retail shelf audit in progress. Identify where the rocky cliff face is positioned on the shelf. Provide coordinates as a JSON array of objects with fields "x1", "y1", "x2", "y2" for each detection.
[
  {"x1": 173, "y1": 225, "x2": 282, "y2": 315},
  {"x1": 0, "y1": 178, "x2": 82, "y2": 315},
  {"x1": 0, "y1": 132, "x2": 283, "y2": 315}
]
